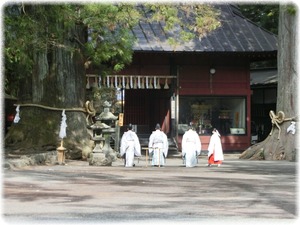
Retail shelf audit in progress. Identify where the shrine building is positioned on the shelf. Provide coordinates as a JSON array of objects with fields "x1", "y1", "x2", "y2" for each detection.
[{"x1": 86, "y1": 4, "x2": 277, "y2": 152}]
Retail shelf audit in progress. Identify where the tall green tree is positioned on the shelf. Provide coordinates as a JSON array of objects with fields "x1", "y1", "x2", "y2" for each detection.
[
  {"x1": 4, "y1": 4, "x2": 141, "y2": 158},
  {"x1": 238, "y1": 4, "x2": 279, "y2": 69},
  {"x1": 4, "y1": 3, "x2": 220, "y2": 159},
  {"x1": 238, "y1": 4, "x2": 279, "y2": 34},
  {"x1": 240, "y1": 4, "x2": 298, "y2": 161}
]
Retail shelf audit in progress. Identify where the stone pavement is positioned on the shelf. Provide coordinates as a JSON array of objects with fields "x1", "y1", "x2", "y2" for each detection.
[{"x1": 1, "y1": 155, "x2": 298, "y2": 225}]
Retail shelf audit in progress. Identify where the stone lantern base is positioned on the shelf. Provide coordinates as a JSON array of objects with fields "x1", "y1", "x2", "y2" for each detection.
[
  {"x1": 88, "y1": 135, "x2": 116, "y2": 166},
  {"x1": 89, "y1": 152, "x2": 112, "y2": 166}
]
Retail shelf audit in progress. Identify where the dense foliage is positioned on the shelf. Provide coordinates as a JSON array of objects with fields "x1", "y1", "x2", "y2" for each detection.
[
  {"x1": 239, "y1": 4, "x2": 279, "y2": 34},
  {"x1": 4, "y1": 4, "x2": 140, "y2": 96},
  {"x1": 238, "y1": 4, "x2": 279, "y2": 69},
  {"x1": 4, "y1": 3, "x2": 220, "y2": 97}
]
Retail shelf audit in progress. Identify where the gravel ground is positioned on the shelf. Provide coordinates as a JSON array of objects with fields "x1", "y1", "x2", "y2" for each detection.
[{"x1": 2, "y1": 155, "x2": 298, "y2": 225}]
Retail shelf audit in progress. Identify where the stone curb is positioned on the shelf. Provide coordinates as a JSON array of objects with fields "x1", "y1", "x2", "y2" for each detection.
[
  {"x1": 4, "y1": 151, "x2": 57, "y2": 170},
  {"x1": 3, "y1": 151, "x2": 241, "y2": 170}
]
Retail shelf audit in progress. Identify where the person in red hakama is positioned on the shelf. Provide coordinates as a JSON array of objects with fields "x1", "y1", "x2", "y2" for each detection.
[{"x1": 207, "y1": 128, "x2": 224, "y2": 167}]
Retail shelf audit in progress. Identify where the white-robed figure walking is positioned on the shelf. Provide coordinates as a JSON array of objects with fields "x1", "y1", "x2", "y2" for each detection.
[
  {"x1": 207, "y1": 128, "x2": 224, "y2": 167},
  {"x1": 148, "y1": 124, "x2": 168, "y2": 166},
  {"x1": 120, "y1": 124, "x2": 141, "y2": 167},
  {"x1": 182, "y1": 123, "x2": 202, "y2": 167}
]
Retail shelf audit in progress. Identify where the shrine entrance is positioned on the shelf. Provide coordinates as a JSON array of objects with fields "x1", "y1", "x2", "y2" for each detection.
[
  {"x1": 86, "y1": 74, "x2": 178, "y2": 152},
  {"x1": 123, "y1": 88, "x2": 172, "y2": 136}
]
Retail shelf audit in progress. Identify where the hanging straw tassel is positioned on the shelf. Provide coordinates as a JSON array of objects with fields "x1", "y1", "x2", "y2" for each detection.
[
  {"x1": 122, "y1": 76, "x2": 125, "y2": 88},
  {"x1": 157, "y1": 78, "x2": 161, "y2": 89},
  {"x1": 106, "y1": 76, "x2": 110, "y2": 88},
  {"x1": 114, "y1": 76, "x2": 118, "y2": 88},
  {"x1": 118, "y1": 77, "x2": 122, "y2": 89},
  {"x1": 138, "y1": 76, "x2": 141, "y2": 89},
  {"x1": 98, "y1": 76, "x2": 102, "y2": 88},
  {"x1": 14, "y1": 105, "x2": 21, "y2": 123},
  {"x1": 126, "y1": 77, "x2": 130, "y2": 89},
  {"x1": 141, "y1": 77, "x2": 145, "y2": 89},
  {"x1": 133, "y1": 77, "x2": 137, "y2": 89},
  {"x1": 145, "y1": 76, "x2": 148, "y2": 89},
  {"x1": 59, "y1": 109, "x2": 67, "y2": 139},
  {"x1": 130, "y1": 76, "x2": 133, "y2": 89},
  {"x1": 149, "y1": 77, "x2": 153, "y2": 89},
  {"x1": 103, "y1": 76, "x2": 106, "y2": 87},
  {"x1": 164, "y1": 78, "x2": 169, "y2": 89}
]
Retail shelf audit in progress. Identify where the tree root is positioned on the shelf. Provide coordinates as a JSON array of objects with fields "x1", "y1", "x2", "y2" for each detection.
[{"x1": 240, "y1": 128, "x2": 291, "y2": 160}]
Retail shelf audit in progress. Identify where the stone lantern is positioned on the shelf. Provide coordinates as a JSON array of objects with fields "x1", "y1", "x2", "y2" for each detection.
[{"x1": 89, "y1": 101, "x2": 118, "y2": 166}]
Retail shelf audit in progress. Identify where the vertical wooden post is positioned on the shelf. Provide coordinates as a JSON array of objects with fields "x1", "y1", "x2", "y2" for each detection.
[{"x1": 57, "y1": 139, "x2": 66, "y2": 165}]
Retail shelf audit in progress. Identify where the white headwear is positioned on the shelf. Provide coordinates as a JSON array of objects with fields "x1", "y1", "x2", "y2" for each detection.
[{"x1": 213, "y1": 129, "x2": 221, "y2": 137}]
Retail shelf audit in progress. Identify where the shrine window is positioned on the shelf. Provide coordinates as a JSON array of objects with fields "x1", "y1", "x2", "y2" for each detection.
[{"x1": 178, "y1": 96, "x2": 246, "y2": 136}]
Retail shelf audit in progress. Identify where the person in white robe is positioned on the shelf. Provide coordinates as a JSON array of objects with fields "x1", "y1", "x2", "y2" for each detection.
[
  {"x1": 148, "y1": 124, "x2": 168, "y2": 166},
  {"x1": 207, "y1": 128, "x2": 224, "y2": 167},
  {"x1": 120, "y1": 124, "x2": 141, "y2": 167},
  {"x1": 182, "y1": 123, "x2": 202, "y2": 167}
]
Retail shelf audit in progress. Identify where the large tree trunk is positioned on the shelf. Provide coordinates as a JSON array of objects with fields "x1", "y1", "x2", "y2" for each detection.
[
  {"x1": 240, "y1": 4, "x2": 298, "y2": 161},
  {"x1": 5, "y1": 21, "x2": 93, "y2": 159}
]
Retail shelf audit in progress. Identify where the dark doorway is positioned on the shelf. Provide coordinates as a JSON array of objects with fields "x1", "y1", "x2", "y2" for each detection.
[{"x1": 123, "y1": 89, "x2": 171, "y2": 136}]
